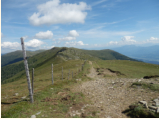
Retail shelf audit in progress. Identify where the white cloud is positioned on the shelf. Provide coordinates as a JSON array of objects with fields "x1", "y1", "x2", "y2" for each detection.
[
  {"x1": 29, "y1": 0, "x2": 91, "y2": 26},
  {"x1": 59, "y1": 30, "x2": 79, "y2": 41},
  {"x1": 69, "y1": 30, "x2": 79, "y2": 37},
  {"x1": 121, "y1": 36, "x2": 136, "y2": 43},
  {"x1": 22, "y1": 36, "x2": 28, "y2": 40},
  {"x1": 109, "y1": 41, "x2": 118, "y2": 45},
  {"x1": 59, "y1": 36, "x2": 76, "y2": 41},
  {"x1": 91, "y1": 0, "x2": 107, "y2": 6},
  {"x1": 25, "y1": 39, "x2": 44, "y2": 48},
  {"x1": 65, "y1": 41, "x2": 88, "y2": 46},
  {"x1": 1, "y1": 42, "x2": 21, "y2": 49},
  {"x1": 35, "y1": 30, "x2": 53, "y2": 39},
  {"x1": 147, "y1": 37, "x2": 159, "y2": 41},
  {"x1": 43, "y1": 45, "x2": 55, "y2": 49}
]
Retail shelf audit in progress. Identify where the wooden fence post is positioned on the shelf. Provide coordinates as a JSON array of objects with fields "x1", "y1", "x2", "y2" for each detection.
[
  {"x1": 62, "y1": 66, "x2": 63, "y2": 80},
  {"x1": 52, "y1": 64, "x2": 53, "y2": 84},
  {"x1": 21, "y1": 37, "x2": 33, "y2": 103},
  {"x1": 32, "y1": 68, "x2": 34, "y2": 95}
]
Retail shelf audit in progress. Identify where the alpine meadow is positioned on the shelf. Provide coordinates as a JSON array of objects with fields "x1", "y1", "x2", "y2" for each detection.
[{"x1": 1, "y1": 0, "x2": 159, "y2": 118}]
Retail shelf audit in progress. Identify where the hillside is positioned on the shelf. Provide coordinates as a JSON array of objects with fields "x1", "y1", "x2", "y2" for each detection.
[
  {"x1": 1, "y1": 50, "x2": 45, "y2": 67},
  {"x1": 1, "y1": 58, "x2": 159, "y2": 118},
  {"x1": 1, "y1": 47, "x2": 136, "y2": 84},
  {"x1": 81, "y1": 49, "x2": 137, "y2": 61}
]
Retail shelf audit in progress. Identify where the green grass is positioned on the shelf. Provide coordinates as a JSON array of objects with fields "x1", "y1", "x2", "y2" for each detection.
[
  {"x1": 131, "y1": 82, "x2": 159, "y2": 92},
  {"x1": 93, "y1": 60, "x2": 159, "y2": 78},
  {"x1": 1, "y1": 60, "x2": 94, "y2": 118},
  {"x1": 123, "y1": 103, "x2": 159, "y2": 118}
]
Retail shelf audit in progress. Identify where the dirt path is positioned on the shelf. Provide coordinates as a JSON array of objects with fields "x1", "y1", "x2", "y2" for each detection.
[{"x1": 73, "y1": 61, "x2": 159, "y2": 118}]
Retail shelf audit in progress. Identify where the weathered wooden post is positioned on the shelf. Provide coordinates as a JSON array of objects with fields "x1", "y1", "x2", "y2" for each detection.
[
  {"x1": 32, "y1": 68, "x2": 34, "y2": 94},
  {"x1": 21, "y1": 37, "x2": 33, "y2": 103},
  {"x1": 62, "y1": 66, "x2": 63, "y2": 80},
  {"x1": 52, "y1": 64, "x2": 53, "y2": 84}
]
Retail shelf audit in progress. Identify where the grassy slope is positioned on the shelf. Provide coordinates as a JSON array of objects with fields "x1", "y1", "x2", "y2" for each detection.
[
  {"x1": 1, "y1": 50, "x2": 45, "y2": 67},
  {"x1": 81, "y1": 49, "x2": 137, "y2": 61},
  {"x1": 93, "y1": 60, "x2": 159, "y2": 78},
  {"x1": 1, "y1": 48, "x2": 65, "y2": 83},
  {"x1": 2, "y1": 47, "x2": 99, "y2": 84},
  {"x1": 2, "y1": 47, "x2": 137, "y2": 84},
  {"x1": 2, "y1": 57, "x2": 159, "y2": 117},
  {"x1": 1, "y1": 59, "x2": 92, "y2": 118}
]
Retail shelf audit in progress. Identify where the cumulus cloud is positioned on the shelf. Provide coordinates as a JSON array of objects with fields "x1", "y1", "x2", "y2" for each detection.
[
  {"x1": 1, "y1": 42, "x2": 21, "y2": 49},
  {"x1": 65, "y1": 41, "x2": 88, "y2": 46},
  {"x1": 29, "y1": 0, "x2": 91, "y2": 26},
  {"x1": 69, "y1": 30, "x2": 79, "y2": 37},
  {"x1": 59, "y1": 30, "x2": 79, "y2": 41},
  {"x1": 35, "y1": 30, "x2": 53, "y2": 39},
  {"x1": 121, "y1": 36, "x2": 136, "y2": 43},
  {"x1": 147, "y1": 37, "x2": 159, "y2": 41},
  {"x1": 25, "y1": 39, "x2": 44, "y2": 48}
]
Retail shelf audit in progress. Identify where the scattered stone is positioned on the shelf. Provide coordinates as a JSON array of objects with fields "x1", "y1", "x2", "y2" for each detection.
[
  {"x1": 36, "y1": 111, "x2": 41, "y2": 115},
  {"x1": 72, "y1": 114, "x2": 76, "y2": 117},
  {"x1": 21, "y1": 96, "x2": 26, "y2": 99},
  {"x1": 31, "y1": 115, "x2": 36, "y2": 118},
  {"x1": 153, "y1": 99, "x2": 159, "y2": 102},
  {"x1": 138, "y1": 79, "x2": 141, "y2": 82},
  {"x1": 49, "y1": 107, "x2": 52, "y2": 109},
  {"x1": 139, "y1": 101, "x2": 148, "y2": 108},
  {"x1": 53, "y1": 110, "x2": 56, "y2": 111},
  {"x1": 157, "y1": 108, "x2": 159, "y2": 113},
  {"x1": 50, "y1": 88, "x2": 53, "y2": 90},
  {"x1": 156, "y1": 102, "x2": 159, "y2": 107},
  {"x1": 14, "y1": 93, "x2": 19, "y2": 96},
  {"x1": 148, "y1": 106, "x2": 157, "y2": 110},
  {"x1": 42, "y1": 115, "x2": 44, "y2": 117}
]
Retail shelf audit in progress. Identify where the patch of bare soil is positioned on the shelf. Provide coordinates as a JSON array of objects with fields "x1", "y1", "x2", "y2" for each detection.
[{"x1": 72, "y1": 61, "x2": 159, "y2": 118}]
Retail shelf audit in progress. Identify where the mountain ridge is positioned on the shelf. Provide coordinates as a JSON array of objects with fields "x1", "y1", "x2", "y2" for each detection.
[{"x1": 1, "y1": 47, "x2": 137, "y2": 84}]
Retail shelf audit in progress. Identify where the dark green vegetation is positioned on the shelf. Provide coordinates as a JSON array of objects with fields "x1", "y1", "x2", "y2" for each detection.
[
  {"x1": 1, "y1": 50, "x2": 45, "y2": 67},
  {"x1": 131, "y1": 82, "x2": 159, "y2": 92},
  {"x1": 1, "y1": 47, "x2": 137, "y2": 84},
  {"x1": 123, "y1": 103, "x2": 159, "y2": 118}
]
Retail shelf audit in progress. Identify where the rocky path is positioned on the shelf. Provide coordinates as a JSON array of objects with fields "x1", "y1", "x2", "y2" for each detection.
[{"x1": 73, "y1": 61, "x2": 159, "y2": 118}]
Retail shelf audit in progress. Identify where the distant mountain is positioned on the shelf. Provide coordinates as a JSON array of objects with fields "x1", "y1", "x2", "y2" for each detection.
[
  {"x1": 1, "y1": 50, "x2": 45, "y2": 67},
  {"x1": 111, "y1": 45, "x2": 159, "y2": 64},
  {"x1": 1, "y1": 47, "x2": 136, "y2": 84},
  {"x1": 1, "y1": 53, "x2": 6, "y2": 56}
]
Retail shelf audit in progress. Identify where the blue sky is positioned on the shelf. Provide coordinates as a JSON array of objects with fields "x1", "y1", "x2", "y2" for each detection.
[{"x1": 1, "y1": 0, "x2": 159, "y2": 53}]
